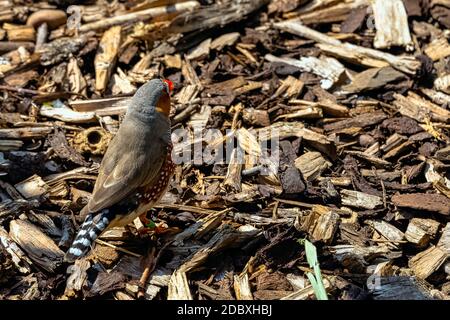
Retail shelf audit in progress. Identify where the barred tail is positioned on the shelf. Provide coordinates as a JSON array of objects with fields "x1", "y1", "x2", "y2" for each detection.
[{"x1": 64, "y1": 211, "x2": 111, "y2": 263}]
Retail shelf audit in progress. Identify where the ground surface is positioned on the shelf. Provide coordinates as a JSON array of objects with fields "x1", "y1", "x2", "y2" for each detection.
[{"x1": 0, "y1": 0, "x2": 449, "y2": 300}]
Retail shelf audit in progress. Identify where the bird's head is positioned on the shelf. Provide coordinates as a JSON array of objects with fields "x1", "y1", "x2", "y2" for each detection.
[{"x1": 128, "y1": 78, "x2": 173, "y2": 118}]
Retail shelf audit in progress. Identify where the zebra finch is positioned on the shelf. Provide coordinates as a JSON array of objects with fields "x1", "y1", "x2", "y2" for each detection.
[{"x1": 65, "y1": 78, "x2": 175, "y2": 263}]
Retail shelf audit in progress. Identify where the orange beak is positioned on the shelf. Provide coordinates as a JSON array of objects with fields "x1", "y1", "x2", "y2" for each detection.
[{"x1": 164, "y1": 79, "x2": 174, "y2": 93}]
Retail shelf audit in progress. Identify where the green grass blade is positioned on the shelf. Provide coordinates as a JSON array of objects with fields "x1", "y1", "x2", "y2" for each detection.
[
  {"x1": 304, "y1": 239, "x2": 318, "y2": 268},
  {"x1": 302, "y1": 239, "x2": 328, "y2": 300}
]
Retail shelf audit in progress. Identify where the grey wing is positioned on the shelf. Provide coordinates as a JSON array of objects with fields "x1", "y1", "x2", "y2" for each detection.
[{"x1": 83, "y1": 134, "x2": 168, "y2": 215}]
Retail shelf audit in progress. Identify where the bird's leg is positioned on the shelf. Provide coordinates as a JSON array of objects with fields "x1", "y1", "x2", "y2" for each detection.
[{"x1": 139, "y1": 212, "x2": 150, "y2": 226}]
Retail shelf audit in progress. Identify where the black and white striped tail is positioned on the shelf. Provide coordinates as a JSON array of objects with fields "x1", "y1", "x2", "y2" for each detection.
[{"x1": 64, "y1": 210, "x2": 111, "y2": 263}]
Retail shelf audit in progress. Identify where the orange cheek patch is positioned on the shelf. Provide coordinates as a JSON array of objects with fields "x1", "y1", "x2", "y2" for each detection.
[{"x1": 156, "y1": 92, "x2": 171, "y2": 116}]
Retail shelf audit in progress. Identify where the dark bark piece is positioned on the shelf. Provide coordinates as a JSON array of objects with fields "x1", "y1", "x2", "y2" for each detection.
[
  {"x1": 431, "y1": 5, "x2": 450, "y2": 29},
  {"x1": 419, "y1": 142, "x2": 438, "y2": 157},
  {"x1": 5, "y1": 151, "x2": 48, "y2": 183},
  {"x1": 403, "y1": 162, "x2": 425, "y2": 181},
  {"x1": 409, "y1": 131, "x2": 433, "y2": 141},
  {"x1": 280, "y1": 167, "x2": 306, "y2": 194},
  {"x1": 87, "y1": 271, "x2": 127, "y2": 297},
  {"x1": 340, "y1": 6, "x2": 368, "y2": 33},
  {"x1": 273, "y1": 63, "x2": 303, "y2": 76},
  {"x1": 415, "y1": 54, "x2": 434, "y2": 80},
  {"x1": 381, "y1": 117, "x2": 423, "y2": 135},
  {"x1": 392, "y1": 193, "x2": 450, "y2": 215},
  {"x1": 48, "y1": 127, "x2": 90, "y2": 167},
  {"x1": 39, "y1": 32, "x2": 94, "y2": 66},
  {"x1": 383, "y1": 182, "x2": 431, "y2": 192},
  {"x1": 0, "y1": 41, "x2": 35, "y2": 53},
  {"x1": 339, "y1": 223, "x2": 370, "y2": 246},
  {"x1": 201, "y1": 95, "x2": 235, "y2": 106},
  {"x1": 343, "y1": 156, "x2": 382, "y2": 196},
  {"x1": 113, "y1": 255, "x2": 144, "y2": 280},
  {"x1": 342, "y1": 67, "x2": 406, "y2": 93},
  {"x1": 58, "y1": 215, "x2": 74, "y2": 249},
  {"x1": 324, "y1": 111, "x2": 387, "y2": 132},
  {"x1": 403, "y1": 0, "x2": 424, "y2": 17},
  {"x1": 28, "y1": 212, "x2": 61, "y2": 237},
  {"x1": 119, "y1": 45, "x2": 138, "y2": 65},
  {"x1": 206, "y1": 76, "x2": 246, "y2": 95},
  {"x1": 256, "y1": 226, "x2": 303, "y2": 269},
  {"x1": 0, "y1": 199, "x2": 40, "y2": 223},
  {"x1": 256, "y1": 271, "x2": 293, "y2": 291},
  {"x1": 169, "y1": 0, "x2": 271, "y2": 34},
  {"x1": 279, "y1": 140, "x2": 298, "y2": 165}
]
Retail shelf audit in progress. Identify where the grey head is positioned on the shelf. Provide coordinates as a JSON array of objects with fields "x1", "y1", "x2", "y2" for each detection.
[
  {"x1": 127, "y1": 78, "x2": 171, "y2": 117},
  {"x1": 121, "y1": 78, "x2": 172, "y2": 145}
]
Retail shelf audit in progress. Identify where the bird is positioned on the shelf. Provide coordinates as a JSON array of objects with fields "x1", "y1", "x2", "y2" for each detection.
[{"x1": 64, "y1": 78, "x2": 175, "y2": 263}]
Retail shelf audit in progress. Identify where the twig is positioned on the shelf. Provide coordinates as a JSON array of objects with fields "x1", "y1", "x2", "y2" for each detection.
[
  {"x1": 154, "y1": 204, "x2": 232, "y2": 216},
  {"x1": 273, "y1": 197, "x2": 315, "y2": 208},
  {"x1": 79, "y1": 1, "x2": 200, "y2": 33},
  {"x1": 94, "y1": 239, "x2": 141, "y2": 258},
  {"x1": 137, "y1": 239, "x2": 174, "y2": 299},
  {"x1": 0, "y1": 85, "x2": 86, "y2": 98},
  {"x1": 171, "y1": 104, "x2": 199, "y2": 125}
]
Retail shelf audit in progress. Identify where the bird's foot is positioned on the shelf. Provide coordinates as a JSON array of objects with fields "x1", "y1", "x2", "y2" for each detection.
[
  {"x1": 137, "y1": 213, "x2": 156, "y2": 235},
  {"x1": 137, "y1": 213, "x2": 176, "y2": 236}
]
